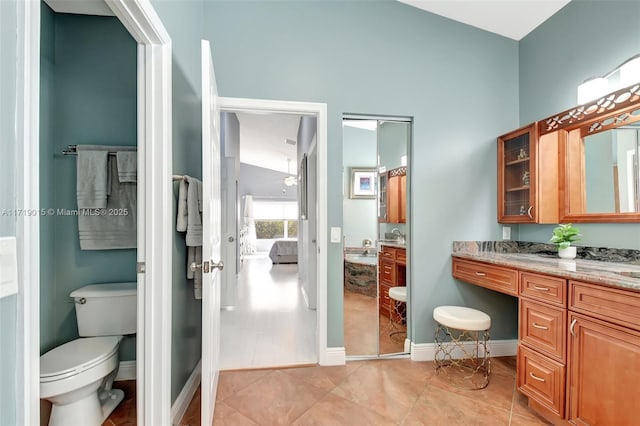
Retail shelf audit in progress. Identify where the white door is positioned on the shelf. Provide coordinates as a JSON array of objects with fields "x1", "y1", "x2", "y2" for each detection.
[
  {"x1": 201, "y1": 39, "x2": 223, "y2": 426},
  {"x1": 221, "y1": 157, "x2": 238, "y2": 308}
]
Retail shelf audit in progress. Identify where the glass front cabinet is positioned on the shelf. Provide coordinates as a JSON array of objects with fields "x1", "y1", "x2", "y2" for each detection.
[
  {"x1": 498, "y1": 124, "x2": 536, "y2": 223},
  {"x1": 498, "y1": 123, "x2": 559, "y2": 224}
]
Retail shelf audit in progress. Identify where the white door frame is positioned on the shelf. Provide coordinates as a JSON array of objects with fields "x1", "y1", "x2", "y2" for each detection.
[
  {"x1": 18, "y1": 1, "x2": 173, "y2": 424},
  {"x1": 217, "y1": 97, "x2": 330, "y2": 363}
]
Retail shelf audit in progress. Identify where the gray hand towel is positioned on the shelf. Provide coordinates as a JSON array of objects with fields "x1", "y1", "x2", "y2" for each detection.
[
  {"x1": 185, "y1": 176, "x2": 203, "y2": 247},
  {"x1": 176, "y1": 178, "x2": 188, "y2": 232},
  {"x1": 76, "y1": 146, "x2": 109, "y2": 209},
  {"x1": 116, "y1": 151, "x2": 137, "y2": 182},
  {"x1": 78, "y1": 157, "x2": 137, "y2": 250}
]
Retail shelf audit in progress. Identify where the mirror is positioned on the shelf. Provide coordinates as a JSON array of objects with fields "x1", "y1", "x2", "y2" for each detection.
[
  {"x1": 342, "y1": 116, "x2": 411, "y2": 357},
  {"x1": 583, "y1": 126, "x2": 640, "y2": 213},
  {"x1": 541, "y1": 82, "x2": 640, "y2": 222}
]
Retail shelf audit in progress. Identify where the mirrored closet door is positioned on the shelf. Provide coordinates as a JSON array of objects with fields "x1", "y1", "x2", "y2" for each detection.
[{"x1": 342, "y1": 115, "x2": 411, "y2": 357}]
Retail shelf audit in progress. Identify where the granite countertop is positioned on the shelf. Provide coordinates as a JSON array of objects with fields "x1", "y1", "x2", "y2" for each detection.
[
  {"x1": 452, "y1": 241, "x2": 640, "y2": 292},
  {"x1": 379, "y1": 241, "x2": 406, "y2": 249}
]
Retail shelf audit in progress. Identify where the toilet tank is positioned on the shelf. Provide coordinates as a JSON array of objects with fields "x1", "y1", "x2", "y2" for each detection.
[{"x1": 70, "y1": 282, "x2": 137, "y2": 337}]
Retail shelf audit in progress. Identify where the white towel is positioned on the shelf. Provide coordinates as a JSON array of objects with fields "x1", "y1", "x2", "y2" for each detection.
[
  {"x1": 76, "y1": 147, "x2": 109, "y2": 209},
  {"x1": 116, "y1": 151, "x2": 137, "y2": 182}
]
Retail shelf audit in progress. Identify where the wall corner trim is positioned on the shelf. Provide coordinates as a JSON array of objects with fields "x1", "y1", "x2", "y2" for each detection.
[
  {"x1": 410, "y1": 339, "x2": 517, "y2": 361},
  {"x1": 170, "y1": 360, "x2": 201, "y2": 425}
]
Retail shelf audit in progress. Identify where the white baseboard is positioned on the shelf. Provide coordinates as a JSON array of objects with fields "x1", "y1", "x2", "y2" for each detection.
[
  {"x1": 411, "y1": 339, "x2": 517, "y2": 361},
  {"x1": 321, "y1": 347, "x2": 346, "y2": 366},
  {"x1": 115, "y1": 360, "x2": 136, "y2": 381},
  {"x1": 171, "y1": 360, "x2": 201, "y2": 426}
]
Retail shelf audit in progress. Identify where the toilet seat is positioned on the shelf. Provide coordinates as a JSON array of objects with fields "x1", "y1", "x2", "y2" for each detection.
[{"x1": 40, "y1": 336, "x2": 120, "y2": 383}]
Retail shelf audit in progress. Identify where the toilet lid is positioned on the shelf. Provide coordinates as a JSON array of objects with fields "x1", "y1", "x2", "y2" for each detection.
[{"x1": 40, "y1": 336, "x2": 119, "y2": 381}]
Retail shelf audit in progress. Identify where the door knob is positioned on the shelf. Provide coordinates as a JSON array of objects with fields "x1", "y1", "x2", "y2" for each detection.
[
  {"x1": 228, "y1": 236, "x2": 235, "y2": 242},
  {"x1": 190, "y1": 260, "x2": 224, "y2": 273}
]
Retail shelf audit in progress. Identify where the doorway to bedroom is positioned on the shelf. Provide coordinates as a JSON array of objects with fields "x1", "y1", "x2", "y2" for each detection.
[{"x1": 218, "y1": 110, "x2": 318, "y2": 370}]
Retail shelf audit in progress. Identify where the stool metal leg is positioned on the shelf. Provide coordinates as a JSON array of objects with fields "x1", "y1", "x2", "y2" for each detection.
[
  {"x1": 434, "y1": 322, "x2": 490, "y2": 390},
  {"x1": 388, "y1": 299, "x2": 406, "y2": 343}
]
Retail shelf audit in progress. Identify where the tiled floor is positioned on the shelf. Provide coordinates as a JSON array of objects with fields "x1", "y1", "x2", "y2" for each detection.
[
  {"x1": 344, "y1": 289, "x2": 406, "y2": 356},
  {"x1": 180, "y1": 357, "x2": 550, "y2": 425},
  {"x1": 102, "y1": 380, "x2": 136, "y2": 426},
  {"x1": 220, "y1": 254, "x2": 317, "y2": 370}
]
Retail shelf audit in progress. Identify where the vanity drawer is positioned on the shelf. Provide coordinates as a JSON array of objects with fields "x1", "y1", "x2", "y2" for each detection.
[
  {"x1": 452, "y1": 258, "x2": 518, "y2": 296},
  {"x1": 519, "y1": 299, "x2": 567, "y2": 362},
  {"x1": 380, "y1": 246, "x2": 396, "y2": 260},
  {"x1": 380, "y1": 258, "x2": 395, "y2": 285},
  {"x1": 379, "y1": 283, "x2": 391, "y2": 317},
  {"x1": 520, "y1": 272, "x2": 566, "y2": 307},
  {"x1": 518, "y1": 344, "x2": 565, "y2": 418},
  {"x1": 396, "y1": 249, "x2": 406, "y2": 265},
  {"x1": 570, "y1": 281, "x2": 640, "y2": 331}
]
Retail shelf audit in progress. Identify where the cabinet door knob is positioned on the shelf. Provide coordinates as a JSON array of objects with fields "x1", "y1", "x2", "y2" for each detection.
[
  {"x1": 532, "y1": 323, "x2": 549, "y2": 330},
  {"x1": 475, "y1": 271, "x2": 486, "y2": 276},
  {"x1": 527, "y1": 206, "x2": 533, "y2": 219},
  {"x1": 529, "y1": 372, "x2": 546, "y2": 382},
  {"x1": 570, "y1": 318, "x2": 578, "y2": 337}
]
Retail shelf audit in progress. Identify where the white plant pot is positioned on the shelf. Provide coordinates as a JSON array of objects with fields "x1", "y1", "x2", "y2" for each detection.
[{"x1": 558, "y1": 246, "x2": 577, "y2": 259}]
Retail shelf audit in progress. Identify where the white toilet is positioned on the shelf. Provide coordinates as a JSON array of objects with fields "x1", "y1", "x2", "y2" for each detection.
[{"x1": 40, "y1": 282, "x2": 137, "y2": 426}]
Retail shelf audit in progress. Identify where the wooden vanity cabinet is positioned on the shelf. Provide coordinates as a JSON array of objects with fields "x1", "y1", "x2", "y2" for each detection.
[
  {"x1": 567, "y1": 281, "x2": 640, "y2": 426},
  {"x1": 379, "y1": 245, "x2": 406, "y2": 319},
  {"x1": 497, "y1": 123, "x2": 559, "y2": 224},
  {"x1": 517, "y1": 272, "x2": 568, "y2": 420}
]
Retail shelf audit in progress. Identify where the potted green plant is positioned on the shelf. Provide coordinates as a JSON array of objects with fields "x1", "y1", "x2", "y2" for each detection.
[{"x1": 550, "y1": 223, "x2": 581, "y2": 259}]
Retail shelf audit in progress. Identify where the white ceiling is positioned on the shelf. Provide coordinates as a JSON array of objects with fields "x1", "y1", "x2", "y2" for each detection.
[
  {"x1": 237, "y1": 112, "x2": 301, "y2": 174},
  {"x1": 44, "y1": 0, "x2": 570, "y2": 41},
  {"x1": 398, "y1": 0, "x2": 571, "y2": 41}
]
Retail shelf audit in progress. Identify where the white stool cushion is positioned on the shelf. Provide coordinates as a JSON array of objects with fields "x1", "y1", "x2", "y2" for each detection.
[
  {"x1": 433, "y1": 306, "x2": 491, "y2": 331},
  {"x1": 389, "y1": 287, "x2": 407, "y2": 302}
]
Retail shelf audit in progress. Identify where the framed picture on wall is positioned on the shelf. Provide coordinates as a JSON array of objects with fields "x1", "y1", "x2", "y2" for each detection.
[{"x1": 349, "y1": 167, "x2": 377, "y2": 199}]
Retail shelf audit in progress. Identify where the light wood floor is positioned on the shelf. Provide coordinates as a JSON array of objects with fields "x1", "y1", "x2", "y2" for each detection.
[{"x1": 219, "y1": 254, "x2": 317, "y2": 370}]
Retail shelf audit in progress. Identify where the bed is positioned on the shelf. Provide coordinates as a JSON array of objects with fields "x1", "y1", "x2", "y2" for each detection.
[{"x1": 269, "y1": 239, "x2": 298, "y2": 264}]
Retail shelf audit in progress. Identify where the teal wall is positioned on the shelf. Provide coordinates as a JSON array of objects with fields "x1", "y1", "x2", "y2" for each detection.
[
  {"x1": 150, "y1": 0, "x2": 205, "y2": 404},
  {"x1": 0, "y1": 0, "x2": 18, "y2": 423},
  {"x1": 39, "y1": 8, "x2": 138, "y2": 359},
  {"x1": 342, "y1": 126, "x2": 377, "y2": 247},
  {"x1": 519, "y1": 0, "x2": 640, "y2": 249},
  {"x1": 204, "y1": 0, "x2": 520, "y2": 345}
]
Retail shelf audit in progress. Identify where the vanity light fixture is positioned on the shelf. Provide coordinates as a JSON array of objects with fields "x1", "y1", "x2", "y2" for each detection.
[
  {"x1": 619, "y1": 54, "x2": 640, "y2": 88},
  {"x1": 577, "y1": 77, "x2": 608, "y2": 105},
  {"x1": 577, "y1": 54, "x2": 640, "y2": 105}
]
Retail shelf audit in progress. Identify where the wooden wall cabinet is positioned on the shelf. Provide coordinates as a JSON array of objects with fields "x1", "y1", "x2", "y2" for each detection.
[
  {"x1": 379, "y1": 167, "x2": 406, "y2": 223},
  {"x1": 378, "y1": 245, "x2": 406, "y2": 319},
  {"x1": 497, "y1": 123, "x2": 559, "y2": 224}
]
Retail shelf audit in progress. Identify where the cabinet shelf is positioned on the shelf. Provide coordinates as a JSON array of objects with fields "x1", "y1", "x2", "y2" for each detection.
[
  {"x1": 506, "y1": 158, "x2": 530, "y2": 166},
  {"x1": 506, "y1": 185, "x2": 530, "y2": 192}
]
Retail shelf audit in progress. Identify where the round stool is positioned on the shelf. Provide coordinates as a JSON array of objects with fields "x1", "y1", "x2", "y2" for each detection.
[
  {"x1": 433, "y1": 306, "x2": 491, "y2": 390},
  {"x1": 388, "y1": 287, "x2": 407, "y2": 343}
]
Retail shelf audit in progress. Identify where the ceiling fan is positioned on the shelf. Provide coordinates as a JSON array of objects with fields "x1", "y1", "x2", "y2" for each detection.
[{"x1": 283, "y1": 157, "x2": 298, "y2": 186}]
